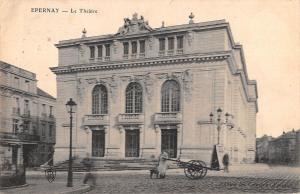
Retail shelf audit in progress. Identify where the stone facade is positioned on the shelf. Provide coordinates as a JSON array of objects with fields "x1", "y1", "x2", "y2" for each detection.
[
  {"x1": 0, "y1": 61, "x2": 56, "y2": 169},
  {"x1": 51, "y1": 14, "x2": 258, "y2": 164},
  {"x1": 268, "y1": 130, "x2": 300, "y2": 164}
]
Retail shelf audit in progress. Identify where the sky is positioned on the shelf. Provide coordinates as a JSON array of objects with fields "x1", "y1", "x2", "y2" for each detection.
[{"x1": 0, "y1": 0, "x2": 299, "y2": 137}]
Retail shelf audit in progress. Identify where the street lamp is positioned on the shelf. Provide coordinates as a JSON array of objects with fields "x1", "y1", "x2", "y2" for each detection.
[
  {"x1": 66, "y1": 98, "x2": 77, "y2": 187},
  {"x1": 209, "y1": 108, "x2": 231, "y2": 145}
]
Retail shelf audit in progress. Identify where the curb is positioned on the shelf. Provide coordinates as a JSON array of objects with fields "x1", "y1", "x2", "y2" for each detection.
[
  {"x1": 60, "y1": 184, "x2": 92, "y2": 194},
  {"x1": 0, "y1": 183, "x2": 29, "y2": 190}
]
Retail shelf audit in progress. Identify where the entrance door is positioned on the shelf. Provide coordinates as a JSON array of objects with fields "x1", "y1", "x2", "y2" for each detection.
[
  {"x1": 92, "y1": 130, "x2": 105, "y2": 157},
  {"x1": 161, "y1": 129, "x2": 177, "y2": 158},
  {"x1": 125, "y1": 129, "x2": 139, "y2": 157}
]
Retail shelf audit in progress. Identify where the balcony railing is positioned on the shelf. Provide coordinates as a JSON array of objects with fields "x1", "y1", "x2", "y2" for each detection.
[
  {"x1": 82, "y1": 114, "x2": 109, "y2": 126},
  {"x1": 176, "y1": 49, "x2": 183, "y2": 55},
  {"x1": 154, "y1": 112, "x2": 182, "y2": 124},
  {"x1": 0, "y1": 132, "x2": 40, "y2": 142},
  {"x1": 167, "y1": 50, "x2": 174, "y2": 56},
  {"x1": 118, "y1": 113, "x2": 144, "y2": 125},
  {"x1": 139, "y1": 53, "x2": 145, "y2": 58},
  {"x1": 104, "y1": 56, "x2": 110, "y2": 61},
  {"x1": 158, "y1": 51, "x2": 165, "y2": 57}
]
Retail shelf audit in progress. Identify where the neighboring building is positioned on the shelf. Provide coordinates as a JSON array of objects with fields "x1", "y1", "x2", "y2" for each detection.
[
  {"x1": 256, "y1": 129, "x2": 300, "y2": 165},
  {"x1": 256, "y1": 135, "x2": 273, "y2": 163},
  {"x1": 268, "y1": 129, "x2": 300, "y2": 164},
  {"x1": 0, "y1": 61, "x2": 56, "y2": 171},
  {"x1": 51, "y1": 13, "x2": 258, "y2": 164}
]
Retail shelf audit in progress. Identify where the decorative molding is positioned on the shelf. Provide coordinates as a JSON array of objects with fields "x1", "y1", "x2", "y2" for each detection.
[
  {"x1": 148, "y1": 36, "x2": 154, "y2": 50},
  {"x1": 107, "y1": 75, "x2": 119, "y2": 103},
  {"x1": 112, "y1": 40, "x2": 119, "y2": 54},
  {"x1": 51, "y1": 53, "x2": 230, "y2": 74},
  {"x1": 116, "y1": 13, "x2": 153, "y2": 36},
  {"x1": 187, "y1": 31, "x2": 194, "y2": 46},
  {"x1": 76, "y1": 78, "x2": 87, "y2": 103},
  {"x1": 182, "y1": 69, "x2": 193, "y2": 102},
  {"x1": 142, "y1": 73, "x2": 155, "y2": 101}
]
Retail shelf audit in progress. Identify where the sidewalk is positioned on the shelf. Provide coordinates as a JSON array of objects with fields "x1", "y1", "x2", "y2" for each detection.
[{"x1": 0, "y1": 172, "x2": 92, "y2": 194}]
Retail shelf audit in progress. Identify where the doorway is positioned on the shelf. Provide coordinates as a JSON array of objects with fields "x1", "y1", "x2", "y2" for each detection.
[
  {"x1": 125, "y1": 129, "x2": 140, "y2": 157},
  {"x1": 92, "y1": 130, "x2": 105, "y2": 157},
  {"x1": 161, "y1": 129, "x2": 177, "y2": 158}
]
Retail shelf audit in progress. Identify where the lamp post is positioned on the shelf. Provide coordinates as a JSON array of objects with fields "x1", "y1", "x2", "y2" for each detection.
[
  {"x1": 209, "y1": 108, "x2": 230, "y2": 145},
  {"x1": 66, "y1": 98, "x2": 77, "y2": 187}
]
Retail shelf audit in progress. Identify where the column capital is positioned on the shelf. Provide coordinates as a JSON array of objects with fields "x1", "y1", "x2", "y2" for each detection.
[{"x1": 118, "y1": 125, "x2": 125, "y2": 133}]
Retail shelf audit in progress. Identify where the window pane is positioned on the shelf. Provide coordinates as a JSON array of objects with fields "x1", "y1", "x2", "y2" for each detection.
[
  {"x1": 90, "y1": 46, "x2": 95, "y2": 58},
  {"x1": 159, "y1": 38, "x2": 165, "y2": 51},
  {"x1": 168, "y1": 37, "x2": 174, "y2": 50},
  {"x1": 97, "y1": 45, "x2": 102, "y2": 57},
  {"x1": 126, "y1": 83, "x2": 143, "y2": 113},
  {"x1": 161, "y1": 80, "x2": 180, "y2": 112},
  {"x1": 123, "y1": 42, "x2": 129, "y2": 55},
  {"x1": 132, "y1": 41, "x2": 137, "y2": 54},
  {"x1": 105, "y1": 44, "x2": 110, "y2": 56},
  {"x1": 92, "y1": 85, "x2": 108, "y2": 114},
  {"x1": 139, "y1": 40, "x2": 145, "y2": 53},
  {"x1": 177, "y1": 36, "x2": 183, "y2": 49}
]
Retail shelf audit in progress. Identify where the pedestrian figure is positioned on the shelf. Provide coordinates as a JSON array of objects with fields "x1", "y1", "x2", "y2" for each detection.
[
  {"x1": 222, "y1": 153, "x2": 229, "y2": 173},
  {"x1": 157, "y1": 152, "x2": 169, "y2": 178},
  {"x1": 81, "y1": 153, "x2": 96, "y2": 186}
]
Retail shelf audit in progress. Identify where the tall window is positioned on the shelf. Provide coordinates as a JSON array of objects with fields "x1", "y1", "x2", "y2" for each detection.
[
  {"x1": 49, "y1": 106, "x2": 53, "y2": 116},
  {"x1": 89, "y1": 46, "x2": 95, "y2": 58},
  {"x1": 168, "y1": 37, "x2": 174, "y2": 50},
  {"x1": 159, "y1": 38, "x2": 165, "y2": 51},
  {"x1": 14, "y1": 77, "x2": 20, "y2": 88},
  {"x1": 139, "y1": 40, "x2": 145, "y2": 54},
  {"x1": 41, "y1": 123, "x2": 46, "y2": 137},
  {"x1": 13, "y1": 119, "x2": 19, "y2": 133},
  {"x1": 105, "y1": 44, "x2": 110, "y2": 56},
  {"x1": 24, "y1": 100, "x2": 29, "y2": 115},
  {"x1": 97, "y1": 45, "x2": 103, "y2": 58},
  {"x1": 42, "y1": 104, "x2": 46, "y2": 116},
  {"x1": 131, "y1": 41, "x2": 137, "y2": 54},
  {"x1": 25, "y1": 80, "x2": 30, "y2": 92},
  {"x1": 126, "y1": 83, "x2": 143, "y2": 113},
  {"x1": 161, "y1": 80, "x2": 180, "y2": 112},
  {"x1": 49, "y1": 124, "x2": 53, "y2": 137},
  {"x1": 123, "y1": 42, "x2": 129, "y2": 55},
  {"x1": 177, "y1": 36, "x2": 183, "y2": 49},
  {"x1": 92, "y1": 85, "x2": 108, "y2": 114}
]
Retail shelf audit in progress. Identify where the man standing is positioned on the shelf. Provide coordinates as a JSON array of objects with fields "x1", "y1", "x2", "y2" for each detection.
[{"x1": 222, "y1": 153, "x2": 229, "y2": 173}]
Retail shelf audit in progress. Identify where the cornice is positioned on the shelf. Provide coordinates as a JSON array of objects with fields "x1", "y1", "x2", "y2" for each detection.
[
  {"x1": 50, "y1": 52, "x2": 230, "y2": 74},
  {"x1": 55, "y1": 20, "x2": 228, "y2": 48},
  {"x1": 0, "y1": 85, "x2": 38, "y2": 98}
]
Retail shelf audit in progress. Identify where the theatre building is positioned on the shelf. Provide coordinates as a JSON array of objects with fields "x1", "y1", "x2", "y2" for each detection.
[{"x1": 51, "y1": 13, "x2": 258, "y2": 164}]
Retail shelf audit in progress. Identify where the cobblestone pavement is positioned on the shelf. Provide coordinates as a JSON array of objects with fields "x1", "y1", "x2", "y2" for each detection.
[
  {"x1": 87, "y1": 165, "x2": 299, "y2": 194},
  {"x1": 1, "y1": 165, "x2": 299, "y2": 194}
]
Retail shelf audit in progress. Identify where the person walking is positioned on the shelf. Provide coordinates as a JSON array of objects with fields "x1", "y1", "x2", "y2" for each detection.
[
  {"x1": 81, "y1": 153, "x2": 96, "y2": 186},
  {"x1": 222, "y1": 153, "x2": 229, "y2": 173}
]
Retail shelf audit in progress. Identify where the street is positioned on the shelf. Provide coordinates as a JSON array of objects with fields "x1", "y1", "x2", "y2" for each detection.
[{"x1": 1, "y1": 165, "x2": 299, "y2": 194}]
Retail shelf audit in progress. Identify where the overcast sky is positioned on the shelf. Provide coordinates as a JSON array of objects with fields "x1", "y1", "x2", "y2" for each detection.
[{"x1": 0, "y1": 0, "x2": 299, "y2": 137}]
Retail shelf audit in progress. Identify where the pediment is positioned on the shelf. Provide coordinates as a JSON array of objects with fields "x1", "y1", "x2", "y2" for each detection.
[{"x1": 115, "y1": 13, "x2": 153, "y2": 36}]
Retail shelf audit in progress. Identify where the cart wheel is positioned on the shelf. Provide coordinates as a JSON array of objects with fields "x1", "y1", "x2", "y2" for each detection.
[
  {"x1": 184, "y1": 160, "x2": 207, "y2": 179},
  {"x1": 195, "y1": 160, "x2": 207, "y2": 179},
  {"x1": 45, "y1": 167, "x2": 56, "y2": 183}
]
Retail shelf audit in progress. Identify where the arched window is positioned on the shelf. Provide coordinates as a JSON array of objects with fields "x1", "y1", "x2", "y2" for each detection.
[
  {"x1": 126, "y1": 82, "x2": 143, "y2": 113},
  {"x1": 92, "y1": 85, "x2": 108, "y2": 114},
  {"x1": 161, "y1": 80, "x2": 180, "y2": 112}
]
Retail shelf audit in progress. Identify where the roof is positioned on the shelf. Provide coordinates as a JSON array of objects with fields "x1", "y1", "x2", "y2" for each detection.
[
  {"x1": 37, "y1": 88, "x2": 56, "y2": 100},
  {"x1": 0, "y1": 60, "x2": 36, "y2": 80}
]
